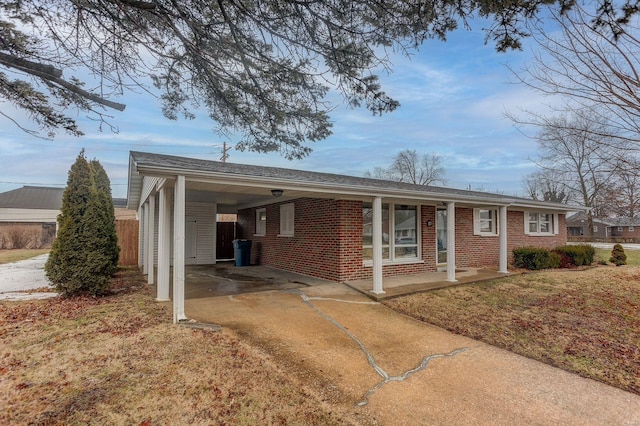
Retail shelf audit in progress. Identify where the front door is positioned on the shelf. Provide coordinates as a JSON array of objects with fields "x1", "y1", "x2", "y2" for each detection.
[{"x1": 436, "y1": 209, "x2": 447, "y2": 264}]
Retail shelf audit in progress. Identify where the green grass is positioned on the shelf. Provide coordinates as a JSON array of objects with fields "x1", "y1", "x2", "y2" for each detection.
[
  {"x1": 0, "y1": 249, "x2": 49, "y2": 264},
  {"x1": 594, "y1": 247, "x2": 640, "y2": 266}
]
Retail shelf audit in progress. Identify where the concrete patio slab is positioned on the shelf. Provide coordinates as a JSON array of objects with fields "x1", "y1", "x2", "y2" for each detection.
[{"x1": 345, "y1": 268, "x2": 509, "y2": 301}]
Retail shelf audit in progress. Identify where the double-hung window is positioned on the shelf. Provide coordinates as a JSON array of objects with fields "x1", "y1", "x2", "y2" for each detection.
[
  {"x1": 279, "y1": 203, "x2": 294, "y2": 236},
  {"x1": 363, "y1": 203, "x2": 419, "y2": 262},
  {"x1": 255, "y1": 208, "x2": 266, "y2": 236},
  {"x1": 525, "y1": 212, "x2": 558, "y2": 236},
  {"x1": 473, "y1": 208, "x2": 498, "y2": 236}
]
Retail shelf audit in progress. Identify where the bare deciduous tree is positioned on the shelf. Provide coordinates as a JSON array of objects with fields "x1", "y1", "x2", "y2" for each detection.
[
  {"x1": 522, "y1": 169, "x2": 571, "y2": 203},
  {"x1": 529, "y1": 113, "x2": 621, "y2": 235},
  {"x1": 365, "y1": 150, "x2": 446, "y2": 186},
  {"x1": 511, "y1": 3, "x2": 640, "y2": 149},
  {"x1": 609, "y1": 167, "x2": 640, "y2": 218}
]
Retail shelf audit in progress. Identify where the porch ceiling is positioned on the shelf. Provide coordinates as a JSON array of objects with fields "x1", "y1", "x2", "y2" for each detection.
[{"x1": 172, "y1": 179, "x2": 368, "y2": 213}]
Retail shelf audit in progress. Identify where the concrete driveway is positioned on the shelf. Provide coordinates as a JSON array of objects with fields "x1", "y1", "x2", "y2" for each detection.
[
  {"x1": 186, "y1": 282, "x2": 640, "y2": 425},
  {"x1": 0, "y1": 254, "x2": 57, "y2": 300}
]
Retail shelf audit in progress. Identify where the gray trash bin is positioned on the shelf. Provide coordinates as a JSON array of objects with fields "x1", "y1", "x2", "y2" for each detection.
[{"x1": 232, "y1": 239, "x2": 252, "y2": 266}]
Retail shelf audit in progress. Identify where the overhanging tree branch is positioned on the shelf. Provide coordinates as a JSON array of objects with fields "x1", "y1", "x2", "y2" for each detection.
[{"x1": 0, "y1": 52, "x2": 126, "y2": 111}]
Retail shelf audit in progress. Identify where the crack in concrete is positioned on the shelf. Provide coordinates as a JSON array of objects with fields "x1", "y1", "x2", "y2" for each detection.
[
  {"x1": 298, "y1": 291, "x2": 468, "y2": 407},
  {"x1": 356, "y1": 348, "x2": 468, "y2": 407},
  {"x1": 300, "y1": 293, "x2": 387, "y2": 378}
]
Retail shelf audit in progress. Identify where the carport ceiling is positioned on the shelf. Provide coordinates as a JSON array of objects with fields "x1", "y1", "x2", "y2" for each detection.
[{"x1": 185, "y1": 180, "x2": 349, "y2": 211}]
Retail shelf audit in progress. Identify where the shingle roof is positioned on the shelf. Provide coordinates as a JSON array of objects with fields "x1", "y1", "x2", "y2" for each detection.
[
  {"x1": 566, "y1": 211, "x2": 640, "y2": 227},
  {"x1": 130, "y1": 151, "x2": 576, "y2": 210},
  {"x1": 602, "y1": 217, "x2": 640, "y2": 227},
  {"x1": 0, "y1": 186, "x2": 64, "y2": 210}
]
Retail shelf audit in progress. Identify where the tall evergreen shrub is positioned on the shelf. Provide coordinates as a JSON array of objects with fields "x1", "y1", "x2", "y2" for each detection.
[
  {"x1": 45, "y1": 151, "x2": 119, "y2": 296},
  {"x1": 91, "y1": 160, "x2": 120, "y2": 272}
]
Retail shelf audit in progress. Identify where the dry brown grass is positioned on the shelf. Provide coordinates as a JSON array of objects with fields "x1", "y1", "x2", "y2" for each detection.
[
  {"x1": 0, "y1": 268, "x2": 370, "y2": 425},
  {"x1": 385, "y1": 265, "x2": 640, "y2": 395},
  {"x1": 0, "y1": 248, "x2": 50, "y2": 264}
]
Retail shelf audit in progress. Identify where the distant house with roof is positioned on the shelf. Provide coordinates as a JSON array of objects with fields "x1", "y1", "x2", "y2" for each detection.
[
  {"x1": 127, "y1": 151, "x2": 579, "y2": 322},
  {"x1": 567, "y1": 211, "x2": 640, "y2": 241},
  {"x1": 0, "y1": 186, "x2": 138, "y2": 249},
  {"x1": 0, "y1": 186, "x2": 64, "y2": 247}
]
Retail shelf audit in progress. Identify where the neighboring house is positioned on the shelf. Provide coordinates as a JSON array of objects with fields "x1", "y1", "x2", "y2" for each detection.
[
  {"x1": 113, "y1": 198, "x2": 138, "y2": 220},
  {"x1": 0, "y1": 186, "x2": 64, "y2": 247},
  {"x1": 567, "y1": 211, "x2": 640, "y2": 240},
  {"x1": 0, "y1": 186, "x2": 138, "y2": 250},
  {"x1": 127, "y1": 151, "x2": 577, "y2": 323}
]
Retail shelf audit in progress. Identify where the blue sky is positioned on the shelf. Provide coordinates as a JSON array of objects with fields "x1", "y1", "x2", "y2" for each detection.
[{"x1": 0, "y1": 19, "x2": 554, "y2": 200}]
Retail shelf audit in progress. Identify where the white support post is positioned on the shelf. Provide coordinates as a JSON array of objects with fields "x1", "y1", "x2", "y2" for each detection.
[
  {"x1": 446, "y1": 202, "x2": 457, "y2": 282},
  {"x1": 499, "y1": 206, "x2": 509, "y2": 274},
  {"x1": 371, "y1": 196, "x2": 385, "y2": 294},
  {"x1": 212, "y1": 203, "x2": 218, "y2": 263},
  {"x1": 147, "y1": 194, "x2": 156, "y2": 285},
  {"x1": 157, "y1": 186, "x2": 171, "y2": 301},
  {"x1": 142, "y1": 203, "x2": 149, "y2": 275},
  {"x1": 173, "y1": 175, "x2": 187, "y2": 323},
  {"x1": 138, "y1": 207, "x2": 144, "y2": 268}
]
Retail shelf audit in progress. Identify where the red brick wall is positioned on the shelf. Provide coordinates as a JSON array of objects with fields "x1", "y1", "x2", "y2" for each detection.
[
  {"x1": 239, "y1": 200, "x2": 437, "y2": 281},
  {"x1": 238, "y1": 199, "x2": 567, "y2": 281},
  {"x1": 238, "y1": 198, "x2": 342, "y2": 280},
  {"x1": 453, "y1": 208, "x2": 567, "y2": 269}
]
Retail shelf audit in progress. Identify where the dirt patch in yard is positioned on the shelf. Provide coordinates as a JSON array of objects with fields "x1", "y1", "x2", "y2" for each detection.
[
  {"x1": 0, "y1": 268, "x2": 374, "y2": 425},
  {"x1": 385, "y1": 265, "x2": 640, "y2": 395}
]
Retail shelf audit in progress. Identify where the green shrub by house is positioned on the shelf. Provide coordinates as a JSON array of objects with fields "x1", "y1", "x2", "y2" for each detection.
[
  {"x1": 610, "y1": 244, "x2": 627, "y2": 266},
  {"x1": 512, "y1": 247, "x2": 561, "y2": 270},
  {"x1": 45, "y1": 151, "x2": 119, "y2": 296},
  {"x1": 552, "y1": 244, "x2": 595, "y2": 267}
]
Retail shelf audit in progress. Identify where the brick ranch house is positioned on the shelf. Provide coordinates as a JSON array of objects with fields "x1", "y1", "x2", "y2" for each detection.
[{"x1": 127, "y1": 151, "x2": 576, "y2": 323}]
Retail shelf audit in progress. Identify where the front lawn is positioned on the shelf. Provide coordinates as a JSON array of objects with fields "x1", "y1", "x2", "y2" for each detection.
[
  {"x1": 385, "y1": 265, "x2": 640, "y2": 395},
  {"x1": 0, "y1": 268, "x2": 371, "y2": 425},
  {"x1": 594, "y1": 247, "x2": 640, "y2": 266}
]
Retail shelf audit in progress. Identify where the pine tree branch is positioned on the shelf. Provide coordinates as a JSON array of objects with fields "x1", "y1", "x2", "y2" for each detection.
[{"x1": 0, "y1": 52, "x2": 126, "y2": 111}]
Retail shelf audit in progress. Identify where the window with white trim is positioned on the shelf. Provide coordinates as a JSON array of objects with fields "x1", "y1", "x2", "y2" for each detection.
[
  {"x1": 473, "y1": 208, "x2": 498, "y2": 236},
  {"x1": 593, "y1": 226, "x2": 598, "y2": 232},
  {"x1": 279, "y1": 203, "x2": 294, "y2": 236},
  {"x1": 618, "y1": 226, "x2": 624, "y2": 232},
  {"x1": 630, "y1": 226, "x2": 635, "y2": 231},
  {"x1": 255, "y1": 208, "x2": 266, "y2": 236},
  {"x1": 525, "y1": 212, "x2": 558, "y2": 236},
  {"x1": 363, "y1": 203, "x2": 419, "y2": 262}
]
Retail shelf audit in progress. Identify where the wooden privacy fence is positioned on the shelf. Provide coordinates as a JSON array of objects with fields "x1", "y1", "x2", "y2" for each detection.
[{"x1": 116, "y1": 219, "x2": 139, "y2": 266}]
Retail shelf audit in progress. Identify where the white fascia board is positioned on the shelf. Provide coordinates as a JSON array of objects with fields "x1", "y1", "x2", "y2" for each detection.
[
  {"x1": 127, "y1": 154, "x2": 143, "y2": 210},
  {"x1": 508, "y1": 202, "x2": 583, "y2": 214}
]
